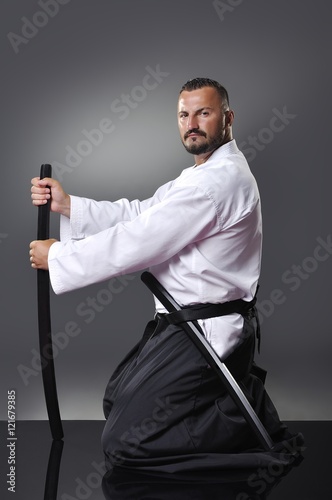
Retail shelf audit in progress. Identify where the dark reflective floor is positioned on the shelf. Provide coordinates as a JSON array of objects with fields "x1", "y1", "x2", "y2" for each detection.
[{"x1": 0, "y1": 420, "x2": 330, "y2": 499}]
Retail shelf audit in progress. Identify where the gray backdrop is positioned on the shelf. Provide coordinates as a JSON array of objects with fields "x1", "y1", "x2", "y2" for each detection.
[{"x1": 1, "y1": 0, "x2": 331, "y2": 421}]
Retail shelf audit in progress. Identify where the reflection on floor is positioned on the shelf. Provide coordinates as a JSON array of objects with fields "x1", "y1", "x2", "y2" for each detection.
[{"x1": 0, "y1": 420, "x2": 330, "y2": 499}]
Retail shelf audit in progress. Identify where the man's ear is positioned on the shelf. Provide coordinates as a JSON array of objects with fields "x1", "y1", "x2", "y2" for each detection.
[{"x1": 226, "y1": 110, "x2": 235, "y2": 126}]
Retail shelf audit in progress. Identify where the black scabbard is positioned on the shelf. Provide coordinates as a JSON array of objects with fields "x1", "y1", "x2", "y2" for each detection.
[
  {"x1": 141, "y1": 271, "x2": 274, "y2": 451},
  {"x1": 44, "y1": 438, "x2": 64, "y2": 500},
  {"x1": 37, "y1": 164, "x2": 63, "y2": 440}
]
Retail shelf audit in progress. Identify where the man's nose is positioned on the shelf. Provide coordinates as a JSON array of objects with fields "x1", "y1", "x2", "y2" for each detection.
[{"x1": 186, "y1": 115, "x2": 198, "y2": 131}]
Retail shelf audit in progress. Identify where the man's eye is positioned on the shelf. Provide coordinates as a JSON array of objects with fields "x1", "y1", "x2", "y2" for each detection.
[{"x1": 201, "y1": 111, "x2": 209, "y2": 116}]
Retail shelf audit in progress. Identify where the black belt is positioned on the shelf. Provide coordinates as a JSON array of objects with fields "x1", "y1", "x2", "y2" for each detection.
[{"x1": 159, "y1": 288, "x2": 261, "y2": 352}]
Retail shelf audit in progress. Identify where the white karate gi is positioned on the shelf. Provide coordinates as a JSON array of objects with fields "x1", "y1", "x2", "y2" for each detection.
[{"x1": 48, "y1": 139, "x2": 262, "y2": 359}]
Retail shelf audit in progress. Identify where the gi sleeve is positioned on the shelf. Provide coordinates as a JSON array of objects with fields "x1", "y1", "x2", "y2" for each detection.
[
  {"x1": 59, "y1": 180, "x2": 174, "y2": 242},
  {"x1": 48, "y1": 184, "x2": 219, "y2": 294}
]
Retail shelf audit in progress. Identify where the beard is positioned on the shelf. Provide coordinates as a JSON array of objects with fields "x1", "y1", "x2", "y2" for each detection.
[
  {"x1": 182, "y1": 133, "x2": 224, "y2": 155},
  {"x1": 182, "y1": 118, "x2": 226, "y2": 155}
]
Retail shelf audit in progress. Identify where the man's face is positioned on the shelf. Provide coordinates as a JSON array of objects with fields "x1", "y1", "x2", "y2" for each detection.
[{"x1": 177, "y1": 87, "x2": 232, "y2": 156}]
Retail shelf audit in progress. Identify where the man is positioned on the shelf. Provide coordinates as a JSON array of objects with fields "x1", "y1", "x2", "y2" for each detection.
[{"x1": 30, "y1": 78, "x2": 303, "y2": 470}]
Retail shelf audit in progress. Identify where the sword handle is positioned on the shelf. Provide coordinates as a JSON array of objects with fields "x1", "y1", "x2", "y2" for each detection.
[{"x1": 37, "y1": 164, "x2": 52, "y2": 240}]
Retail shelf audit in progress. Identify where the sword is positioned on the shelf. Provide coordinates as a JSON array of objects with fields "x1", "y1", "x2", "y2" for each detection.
[
  {"x1": 141, "y1": 271, "x2": 274, "y2": 451},
  {"x1": 37, "y1": 164, "x2": 63, "y2": 440},
  {"x1": 43, "y1": 439, "x2": 64, "y2": 500}
]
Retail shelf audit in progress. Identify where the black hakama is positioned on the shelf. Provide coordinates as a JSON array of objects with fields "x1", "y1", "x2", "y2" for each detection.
[{"x1": 102, "y1": 314, "x2": 304, "y2": 472}]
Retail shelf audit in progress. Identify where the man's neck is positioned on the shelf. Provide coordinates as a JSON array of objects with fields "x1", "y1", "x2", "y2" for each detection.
[
  {"x1": 194, "y1": 138, "x2": 233, "y2": 166},
  {"x1": 194, "y1": 149, "x2": 216, "y2": 166}
]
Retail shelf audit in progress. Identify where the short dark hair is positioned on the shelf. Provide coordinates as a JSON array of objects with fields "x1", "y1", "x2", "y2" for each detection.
[{"x1": 180, "y1": 78, "x2": 230, "y2": 109}]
